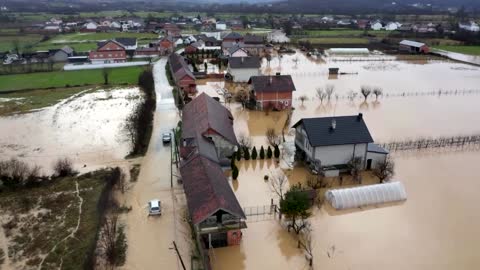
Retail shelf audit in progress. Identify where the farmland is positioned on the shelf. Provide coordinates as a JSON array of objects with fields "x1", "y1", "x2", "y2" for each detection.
[
  {"x1": 433, "y1": 45, "x2": 480, "y2": 56},
  {"x1": 0, "y1": 66, "x2": 144, "y2": 91}
]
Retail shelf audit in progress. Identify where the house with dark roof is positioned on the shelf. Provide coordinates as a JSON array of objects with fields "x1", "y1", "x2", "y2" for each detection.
[
  {"x1": 89, "y1": 40, "x2": 126, "y2": 64},
  {"x1": 49, "y1": 46, "x2": 74, "y2": 62},
  {"x1": 180, "y1": 154, "x2": 246, "y2": 248},
  {"x1": 181, "y1": 93, "x2": 238, "y2": 161},
  {"x1": 168, "y1": 53, "x2": 196, "y2": 94},
  {"x1": 292, "y1": 114, "x2": 388, "y2": 173},
  {"x1": 227, "y1": 56, "x2": 260, "y2": 82},
  {"x1": 249, "y1": 75, "x2": 296, "y2": 110},
  {"x1": 242, "y1": 34, "x2": 266, "y2": 56},
  {"x1": 222, "y1": 32, "x2": 244, "y2": 55},
  {"x1": 226, "y1": 45, "x2": 249, "y2": 58}
]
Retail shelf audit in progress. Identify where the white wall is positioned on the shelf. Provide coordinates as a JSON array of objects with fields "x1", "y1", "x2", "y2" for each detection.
[
  {"x1": 366, "y1": 152, "x2": 387, "y2": 170},
  {"x1": 228, "y1": 67, "x2": 259, "y2": 82},
  {"x1": 231, "y1": 50, "x2": 248, "y2": 58},
  {"x1": 314, "y1": 143, "x2": 367, "y2": 167}
]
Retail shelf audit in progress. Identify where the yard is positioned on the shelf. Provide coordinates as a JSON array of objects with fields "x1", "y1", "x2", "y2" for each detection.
[
  {"x1": 0, "y1": 169, "x2": 109, "y2": 269},
  {"x1": 433, "y1": 45, "x2": 480, "y2": 56},
  {"x1": 294, "y1": 37, "x2": 370, "y2": 44},
  {"x1": 0, "y1": 66, "x2": 144, "y2": 91}
]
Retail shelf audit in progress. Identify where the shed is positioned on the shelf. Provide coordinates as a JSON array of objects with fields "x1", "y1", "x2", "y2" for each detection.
[{"x1": 399, "y1": 40, "x2": 429, "y2": 54}]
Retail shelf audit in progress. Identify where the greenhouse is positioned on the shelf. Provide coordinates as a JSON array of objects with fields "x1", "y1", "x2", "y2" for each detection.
[
  {"x1": 326, "y1": 48, "x2": 370, "y2": 55},
  {"x1": 326, "y1": 182, "x2": 407, "y2": 210}
]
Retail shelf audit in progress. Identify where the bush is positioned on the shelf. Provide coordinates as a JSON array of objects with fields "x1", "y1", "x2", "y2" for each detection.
[
  {"x1": 232, "y1": 165, "x2": 239, "y2": 180},
  {"x1": 267, "y1": 146, "x2": 273, "y2": 159},
  {"x1": 251, "y1": 146, "x2": 258, "y2": 160},
  {"x1": 264, "y1": 175, "x2": 269, "y2": 181},
  {"x1": 259, "y1": 146, "x2": 265, "y2": 159},
  {"x1": 274, "y1": 145, "x2": 280, "y2": 159},
  {"x1": 236, "y1": 150, "x2": 242, "y2": 161},
  {"x1": 230, "y1": 157, "x2": 236, "y2": 170},
  {"x1": 53, "y1": 158, "x2": 76, "y2": 177},
  {"x1": 243, "y1": 147, "x2": 250, "y2": 160}
]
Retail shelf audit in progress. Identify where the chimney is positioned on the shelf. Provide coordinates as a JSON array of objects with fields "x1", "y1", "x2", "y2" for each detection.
[
  {"x1": 357, "y1": 113, "x2": 363, "y2": 121},
  {"x1": 269, "y1": 76, "x2": 273, "y2": 85},
  {"x1": 331, "y1": 119, "x2": 336, "y2": 130}
]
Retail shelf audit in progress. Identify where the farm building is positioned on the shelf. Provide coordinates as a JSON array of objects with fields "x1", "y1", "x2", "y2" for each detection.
[
  {"x1": 49, "y1": 46, "x2": 74, "y2": 62},
  {"x1": 168, "y1": 53, "x2": 196, "y2": 94},
  {"x1": 227, "y1": 56, "x2": 261, "y2": 82},
  {"x1": 399, "y1": 40, "x2": 429, "y2": 54},
  {"x1": 293, "y1": 114, "x2": 388, "y2": 174},
  {"x1": 181, "y1": 93, "x2": 238, "y2": 161},
  {"x1": 249, "y1": 75, "x2": 296, "y2": 110},
  {"x1": 89, "y1": 40, "x2": 126, "y2": 64}
]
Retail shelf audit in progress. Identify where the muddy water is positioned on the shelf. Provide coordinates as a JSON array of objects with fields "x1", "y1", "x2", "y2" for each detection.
[
  {"x1": 121, "y1": 58, "x2": 192, "y2": 270},
  {"x1": 0, "y1": 88, "x2": 140, "y2": 174},
  {"x1": 196, "y1": 53, "x2": 480, "y2": 269}
]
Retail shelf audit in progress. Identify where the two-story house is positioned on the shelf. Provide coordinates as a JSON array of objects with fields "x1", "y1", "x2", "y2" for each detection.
[
  {"x1": 227, "y1": 56, "x2": 261, "y2": 82},
  {"x1": 248, "y1": 75, "x2": 296, "y2": 110},
  {"x1": 89, "y1": 40, "x2": 126, "y2": 64}
]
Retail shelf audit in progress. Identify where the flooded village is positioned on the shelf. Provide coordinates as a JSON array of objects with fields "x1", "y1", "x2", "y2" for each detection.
[{"x1": 1, "y1": 4, "x2": 480, "y2": 270}]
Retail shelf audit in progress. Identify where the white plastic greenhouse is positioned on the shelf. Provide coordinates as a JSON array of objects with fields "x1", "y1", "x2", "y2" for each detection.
[
  {"x1": 325, "y1": 182, "x2": 407, "y2": 210},
  {"x1": 326, "y1": 48, "x2": 370, "y2": 55}
]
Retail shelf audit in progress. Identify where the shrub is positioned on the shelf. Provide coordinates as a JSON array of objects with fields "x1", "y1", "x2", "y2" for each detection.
[
  {"x1": 274, "y1": 145, "x2": 280, "y2": 158},
  {"x1": 267, "y1": 146, "x2": 273, "y2": 159},
  {"x1": 259, "y1": 146, "x2": 265, "y2": 159},
  {"x1": 264, "y1": 175, "x2": 269, "y2": 181},
  {"x1": 236, "y1": 150, "x2": 242, "y2": 161},
  {"x1": 53, "y1": 158, "x2": 76, "y2": 177},
  {"x1": 243, "y1": 147, "x2": 250, "y2": 160},
  {"x1": 251, "y1": 146, "x2": 258, "y2": 160},
  {"x1": 232, "y1": 165, "x2": 239, "y2": 180},
  {"x1": 230, "y1": 156, "x2": 236, "y2": 170}
]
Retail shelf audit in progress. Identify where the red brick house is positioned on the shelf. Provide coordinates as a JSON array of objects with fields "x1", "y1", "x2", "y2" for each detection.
[
  {"x1": 249, "y1": 75, "x2": 296, "y2": 110},
  {"x1": 89, "y1": 40, "x2": 126, "y2": 64},
  {"x1": 158, "y1": 37, "x2": 174, "y2": 54},
  {"x1": 168, "y1": 53, "x2": 197, "y2": 94}
]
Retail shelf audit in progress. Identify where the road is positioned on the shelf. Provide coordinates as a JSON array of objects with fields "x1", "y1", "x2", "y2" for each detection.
[{"x1": 121, "y1": 58, "x2": 192, "y2": 270}]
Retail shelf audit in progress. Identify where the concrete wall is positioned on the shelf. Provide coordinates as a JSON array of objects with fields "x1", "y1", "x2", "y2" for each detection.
[{"x1": 228, "y1": 67, "x2": 259, "y2": 82}]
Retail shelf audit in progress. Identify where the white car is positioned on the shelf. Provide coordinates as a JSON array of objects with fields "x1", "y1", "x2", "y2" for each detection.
[
  {"x1": 148, "y1": 200, "x2": 162, "y2": 216},
  {"x1": 162, "y1": 132, "x2": 172, "y2": 143}
]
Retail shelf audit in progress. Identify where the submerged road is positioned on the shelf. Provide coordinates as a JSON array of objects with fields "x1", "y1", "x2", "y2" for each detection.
[{"x1": 122, "y1": 58, "x2": 191, "y2": 270}]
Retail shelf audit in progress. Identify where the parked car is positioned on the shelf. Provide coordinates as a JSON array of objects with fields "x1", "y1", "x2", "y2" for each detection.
[
  {"x1": 148, "y1": 200, "x2": 162, "y2": 216},
  {"x1": 162, "y1": 132, "x2": 171, "y2": 143}
]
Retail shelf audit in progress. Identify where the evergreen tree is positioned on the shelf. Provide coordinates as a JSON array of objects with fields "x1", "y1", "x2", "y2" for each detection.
[
  {"x1": 251, "y1": 146, "x2": 258, "y2": 160},
  {"x1": 232, "y1": 165, "x2": 239, "y2": 180},
  {"x1": 267, "y1": 146, "x2": 273, "y2": 159},
  {"x1": 259, "y1": 146, "x2": 265, "y2": 159},
  {"x1": 274, "y1": 145, "x2": 280, "y2": 158},
  {"x1": 244, "y1": 147, "x2": 250, "y2": 160},
  {"x1": 236, "y1": 150, "x2": 242, "y2": 161}
]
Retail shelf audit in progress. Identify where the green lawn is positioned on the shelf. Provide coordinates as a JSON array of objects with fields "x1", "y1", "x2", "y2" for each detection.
[
  {"x1": 0, "y1": 66, "x2": 144, "y2": 91},
  {"x1": 0, "y1": 35, "x2": 44, "y2": 51},
  {"x1": 295, "y1": 37, "x2": 370, "y2": 44},
  {"x1": 293, "y1": 29, "x2": 391, "y2": 37},
  {"x1": 433, "y1": 45, "x2": 480, "y2": 56}
]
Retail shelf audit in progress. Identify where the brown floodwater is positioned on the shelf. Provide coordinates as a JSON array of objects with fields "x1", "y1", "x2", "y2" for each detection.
[
  {"x1": 196, "y1": 52, "x2": 480, "y2": 270},
  {"x1": 0, "y1": 88, "x2": 141, "y2": 174}
]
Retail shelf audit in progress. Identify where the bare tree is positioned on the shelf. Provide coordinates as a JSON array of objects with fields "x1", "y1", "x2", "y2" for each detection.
[
  {"x1": 266, "y1": 128, "x2": 282, "y2": 147},
  {"x1": 269, "y1": 171, "x2": 288, "y2": 201},
  {"x1": 98, "y1": 213, "x2": 127, "y2": 268},
  {"x1": 348, "y1": 156, "x2": 363, "y2": 184},
  {"x1": 373, "y1": 157, "x2": 395, "y2": 183},
  {"x1": 316, "y1": 87, "x2": 326, "y2": 103},
  {"x1": 325, "y1": 84, "x2": 335, "y2": 100},
  {"x1": 234, "y1": 90, "x2": 249, "y2": 109},
  {"x1": 360, "y1": 86, "x2": 372, "y2": 101},
  {"x1": 373, "y1": 87, "x2": 383, "y2": 100},
  {"x1": 299, "y1": 95, "x2": 308, "y2": 105},
  {"x1": 347, "y1": 90, "x2": 357, "y2": 101},
  {"x1": 238, "y1": 133, "x2": 253, "y2": 149},
  {"x1": 299, "y1": 222, "x2": 314, "y2": 268},
  {"x1": 103, "y1": 68, "x2": 111, "y2": 85}
]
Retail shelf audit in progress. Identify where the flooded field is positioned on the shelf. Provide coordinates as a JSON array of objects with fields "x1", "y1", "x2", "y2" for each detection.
[
  {"x1": 0, "y1": 87, "x2": 141, "y2": 174},
  {"x1": 197, "y1": 52, "x2": 480, "y2": 270}
]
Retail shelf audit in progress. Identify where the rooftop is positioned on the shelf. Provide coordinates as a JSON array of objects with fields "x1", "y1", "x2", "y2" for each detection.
[
  {"x1": 228, "y1": 56, "x2": 260, "y2": 69},
  {"x1": 292, "y1": 114, "x2": 374, "y2": 147},
  {"x1": 249, "y1": 75, "x2": 296, "y2": 93},
  {"x1": 400, "y1": 40, "x2": 426, "y2": 48}
]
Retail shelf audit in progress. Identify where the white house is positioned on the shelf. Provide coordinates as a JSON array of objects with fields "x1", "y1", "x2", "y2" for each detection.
[
  {"x1": 226, "y1": 45, "x2": 249, "y2": 57},
  {"x1": 370, "y1": 21, "x2": 383, "y2": 30},
  {"x1": 216, "y1": 22, "x2": 227, "y2": 30},
  {"x1": 293, "y1": 114, "x2": 388, "y2": 174},
  {"x1": 385, "y1": 22, "x2": 401, "y2": 31},
  {"x1": 227, "y1": 56, "x2": 261, "y2": 82},
  {"x1": 84, "y1": 22, "x2": 98, "y2": 31},
  {"x1": 110, "y1": 21, "x2": 121, "y2": 29},
  {"x1": 459, "y1": 21, "x2": 480, "y2": 32}
]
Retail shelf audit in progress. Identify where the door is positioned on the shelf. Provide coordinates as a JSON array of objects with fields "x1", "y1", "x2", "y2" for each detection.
[{"x1": 366, "y1": 159, "x2": 372, "y2": 170}]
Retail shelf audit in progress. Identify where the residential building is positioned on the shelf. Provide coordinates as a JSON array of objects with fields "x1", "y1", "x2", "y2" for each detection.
[
  {"x1": 49, "y1": 46, "x2": 74, "y2": 62},
  {"x1": 216, "y1": 21, "x2": 227, "y2": 30},
  {"x1": 370, "y1": 21, "x2": 383, "y2": 30},
  {"x1": 89, "y1": 40, "x2": 126, "y2": 64},
  {"x1": 222, "y1": 32, "x2": 244, "y2": 52},
  {"x1": 248, "y1": 75, "x2": 296, "y2": 110},
  {"x1": 459, "y1": 21, "x2": 480, "y2": 32},
  {"x1": 168, "y1": 53, "x2": 197, "y2": 94},
  {"x1": 385, "y1": 22, "x2": 401, "y2": 31},
  {"x1": 82, "y1": 22, "x2": 98, "y2": 32},
  {"x1": 114, "y1": 38, "x2": 138, "y2": 51},
  {"x1": 227, "y1": 56, "x2": 261, "y2": 82},
  {"x1": 226, "y1": 45, "x2": 249, "y2": 58},
  {"x1": 243, "y1": 34, "x2": 266, "y2": 56},
  {"x1": 293, "y1": 114, "x2": 388, "y2": 172},
  {"x1": 399, "y1": 40, "x2": 429, "y2": 54}
]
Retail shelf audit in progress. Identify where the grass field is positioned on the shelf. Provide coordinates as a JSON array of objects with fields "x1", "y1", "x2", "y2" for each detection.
[
  {"x1": 295, "y1": 37, "x2": 370, "y2": 44},
  {"x1": 433, "y1": 45, "x2": 480, "y2": 56},
  {"x1": 293, "y1": 29, "x2": 391, "y2": 37},
  {"x1": 0, "y1": 66, "x2": 144, "y2": 92},
  {"x1": 0, "y1": 87, "x2": 91, "y2": 115},
  {"x1": 0, "y1": 170, "x2": 109, "y2": 269},
  {"x1": 0, "y1": 35, "x2": 44, "y2": 51}
]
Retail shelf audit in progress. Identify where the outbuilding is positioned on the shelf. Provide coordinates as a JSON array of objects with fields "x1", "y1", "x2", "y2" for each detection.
[{"x1": 399, "y1": 40, "x2": 429, "y2": 54}]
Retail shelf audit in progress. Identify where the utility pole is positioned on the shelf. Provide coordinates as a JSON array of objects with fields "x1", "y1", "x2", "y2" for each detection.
[{"x1": 172, "y1": 241, "x2": 187, "y2": 270}]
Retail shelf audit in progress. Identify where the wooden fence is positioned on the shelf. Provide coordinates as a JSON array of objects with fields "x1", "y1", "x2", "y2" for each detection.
[{"x1": 380, "y1": 134, "x2": 480, "y2": 152}]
